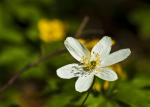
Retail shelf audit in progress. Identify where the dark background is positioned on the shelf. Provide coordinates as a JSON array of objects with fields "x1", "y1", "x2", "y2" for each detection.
[{"x1": 0, "y1": 0, "x2": 150, "y2": 107}]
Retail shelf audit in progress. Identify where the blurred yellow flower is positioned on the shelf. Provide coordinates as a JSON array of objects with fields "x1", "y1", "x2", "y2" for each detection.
[
  {"x1": 93, "y1": 80, "x2": 101, "y2": 92},
  {"x1": 79, "y1": 38, "x2": 99, "y2": 50},
  {"x1": 93, "y1": 80, "x2": 110, "y2": 92},
  {"x1": 112, "y1": 39, "x2": 116, "y2": 45},
  {"x1": 38, "y1": 19, "x2": 65, "y2": 42},
  {"x1": 103, "y1": 81, "x2": 110, "y2": 90},
  {"x1": 79, "y1": 38, "x2": 115, "y2": 50}
]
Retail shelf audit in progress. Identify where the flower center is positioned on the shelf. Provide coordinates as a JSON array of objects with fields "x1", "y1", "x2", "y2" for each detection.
[
  {"x1": 83, "y1": 61, "x2": 97, "y2": 71},
  {"x1": 81, "y1": 53, "x2": 100, "y2": 72}
]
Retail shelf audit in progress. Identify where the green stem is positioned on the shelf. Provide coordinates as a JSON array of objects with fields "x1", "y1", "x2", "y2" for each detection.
[
  {"x1": 80, "y1": 78, "x2": 95, "y2": 107},
  {"x1": 80, "y1": 90, "x2": 90, "y2": 107}
]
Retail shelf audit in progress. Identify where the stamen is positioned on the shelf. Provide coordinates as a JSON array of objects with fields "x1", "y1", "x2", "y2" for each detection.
[
  {"x1": 82, "y1": 60, "x2": 97, "y2": 72},
  {"x1": 79, "y1": 53, "x2": 101, "y2": 73}
]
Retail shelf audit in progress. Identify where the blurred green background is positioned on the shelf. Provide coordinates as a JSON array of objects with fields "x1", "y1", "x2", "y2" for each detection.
[{"x1": 0, "y1": 0, "x2": 150, "y2": 107}]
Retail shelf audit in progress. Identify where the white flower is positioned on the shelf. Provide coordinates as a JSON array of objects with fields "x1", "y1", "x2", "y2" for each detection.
[{"x1": 57, "y1": 36, "x2": 131, "y2": 92}]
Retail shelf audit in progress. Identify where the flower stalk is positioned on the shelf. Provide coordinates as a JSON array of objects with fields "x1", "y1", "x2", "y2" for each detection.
[{"x1": 80, "y1": 77, "x2": 95, "y2": 107}]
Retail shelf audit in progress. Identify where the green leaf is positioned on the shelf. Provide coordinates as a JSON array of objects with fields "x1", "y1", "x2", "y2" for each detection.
[
  {"x1": 114, "y1": 79, "x2": 150, "y2": 107},
  {"x1": 0, "y1": 47, "x2": 30, "y2": 67},
  {"x1": 129, "y1": 7, "x2": 150, "y2": 39},
  {"x1": 44, "y1": 94, "x2": 73, "y2": 107},
  {"x1": 21, "y1": 64, "x2": 46, "y2": 79}
]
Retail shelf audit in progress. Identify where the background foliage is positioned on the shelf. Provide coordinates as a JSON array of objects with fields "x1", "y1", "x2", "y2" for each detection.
[{"x1": 0, "y1": 0, "x2": 150, "y2": 107}]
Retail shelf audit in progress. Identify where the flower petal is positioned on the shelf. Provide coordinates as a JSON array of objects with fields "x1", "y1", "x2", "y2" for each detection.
[
  {"x1": 91, "y1": 36, "x2": 112, "y2": 60},
  {"x1": 57, "y1": 64, "x2": 80, "y2": 79},
  {"x1": 75, "y1": 74, "x2": 94, "y2": 92},
  {"x1": 64, "y1": 37, "x2": 90, "y2": 62},
  {"x1": 101, "y1": 49, "x2": 131, "y2": 67},
  {"x1": 95, "y1": 68, "x2": 118, "y2": 81}
]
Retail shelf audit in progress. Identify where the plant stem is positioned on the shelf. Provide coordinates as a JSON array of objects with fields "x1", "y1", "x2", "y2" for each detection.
[
  {"x1": 80, "y1": 90, "x2": 90, "y2": 107},
  {"x1": 80, "y1": 78, "x2": 95, "y2": 107},
  {"x1": 0, "y1": 16, "x2": 90, "y2": 94},
  {"x1": 0, "y1": 48, "x2": 65, "y2": 93},
  {"x1": 75, "y1": 16, "x2": 89, "y2": 38}
]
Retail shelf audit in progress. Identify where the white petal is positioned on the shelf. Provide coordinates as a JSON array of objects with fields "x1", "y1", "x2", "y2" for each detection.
[
  {"x1": 64, "y1": 37, "x2": 90, "y2": 62},
  {"x1": 91, "y1": 36, "x2": 112, "y2": 60},
  {"x1": 75, "y1": 74, "x2": 94, "y2": 92},
  {"x1": 95, "y1": 68, "x2": 118, "y2": 81},
  {"x1": 101, "y1": 49, "x2": 131, "y2": 67},
  {"x1": 56, "y1": 64, "x2": 80, "y2": 79}
]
